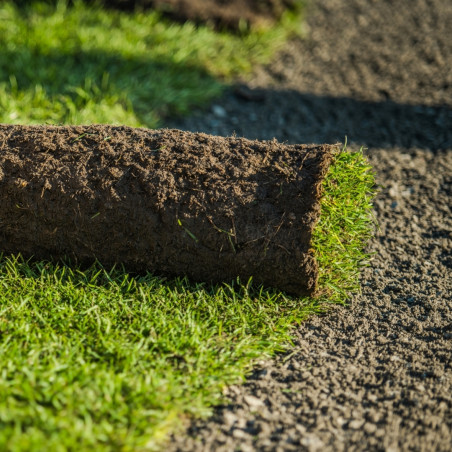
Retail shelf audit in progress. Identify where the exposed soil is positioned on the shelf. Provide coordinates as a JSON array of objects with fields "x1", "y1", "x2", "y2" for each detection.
[
  {"x1": 0, "y1": 125, "x2": 335, "y2": 296},
  {"x1": 165, "y1": 0, "x2": 452, "y2": 450}
]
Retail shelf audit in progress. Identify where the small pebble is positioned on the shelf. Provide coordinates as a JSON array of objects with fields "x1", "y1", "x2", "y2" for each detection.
[
  {"x1": 212, "y1": 105, "x2": 227, "y2": 118},
  {"x1": 232, "y1": 428, "x2": 248, "y2": 439},
  {"x1": 364, "y1": 422, "x2": 378, "y2": 434},
  {"x1": 349, "y1": 419, "x2": 365, "y2": 430},
  {"x1": 244, "y1": 395, "x2": 265, "y2": 409}
]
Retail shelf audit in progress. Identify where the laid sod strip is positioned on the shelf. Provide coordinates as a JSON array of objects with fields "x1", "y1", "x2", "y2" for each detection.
[
  {"x1": 98, "y1": 0, "x2": 305, "y2": 31},
  {"x1": 0, "y1": 146, "x2": 375, "y2": 451},
  {"x1": 0, "y1": 124, "x2": 336, "y2": 296},
  {"x1": 0, "y1": 259, "x2": 319, "y2": 451},
  {"x1": 12, "y1": 0, "x2": 305, "y2": 31},
  {"x1": 0, "y1": 0, "x2": 303, "y2": 127}
]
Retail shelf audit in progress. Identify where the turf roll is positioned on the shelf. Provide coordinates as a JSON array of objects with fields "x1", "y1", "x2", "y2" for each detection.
[
  {"x1": 78, "y1": 0, "x2": 302, "y2": 30},
  {"x1": 0, "y1": 125, "x2": 339, "y2": 296}
]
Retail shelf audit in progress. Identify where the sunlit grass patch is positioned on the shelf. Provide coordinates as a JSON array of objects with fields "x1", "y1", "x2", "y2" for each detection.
[
  {"x1": 0, "y1": 0, "x2": 304, "y2": 127},
  {"x1": 0, "y1": 257, "x2": 318, "y2": 451}
]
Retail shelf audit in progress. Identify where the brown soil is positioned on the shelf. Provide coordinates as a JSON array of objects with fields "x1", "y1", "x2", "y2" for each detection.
[
  {"x1": 92, "y1": 0, "x2": 300, "y2": 29},
  {"x1": 0, "y1": 125, "x2": 335, "y2": 296},
  {"x1": 164, "y1": 0, "x2": 452, "y2": 450},
  {"x1": 150, "y1": 0, "x2": 298, "y2": 29}
]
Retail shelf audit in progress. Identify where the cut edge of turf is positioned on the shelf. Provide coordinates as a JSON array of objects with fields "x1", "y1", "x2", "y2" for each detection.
[{"x1": 312, "y1": 142, "x2": 378, "y2": 305}]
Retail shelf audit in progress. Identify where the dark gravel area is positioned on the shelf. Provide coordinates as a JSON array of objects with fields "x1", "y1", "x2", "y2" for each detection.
[{"x1": 165, "y1": 0, "x2": 452, "y2": 450}]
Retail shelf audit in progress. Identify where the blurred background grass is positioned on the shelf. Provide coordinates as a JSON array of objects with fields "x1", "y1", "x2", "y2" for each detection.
[{"x1": 0, "y1": 0, "x2": 303, "y2": 127}]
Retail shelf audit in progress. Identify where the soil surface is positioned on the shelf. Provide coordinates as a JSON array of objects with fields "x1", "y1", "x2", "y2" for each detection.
[
  {"x1": 0, "y1": 125, "x2": 334, "y2": 296},
  {"x1": 165, "y1": 0, "x2": 452, "y2": 450}
]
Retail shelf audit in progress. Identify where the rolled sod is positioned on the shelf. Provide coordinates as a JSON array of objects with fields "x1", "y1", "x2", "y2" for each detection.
[
  {"x1": 79, "y1": 0, "x2": 302, "y2": 30},
  {"x1": 0, "y1": 125, "x2": 338, "y2": 296}
]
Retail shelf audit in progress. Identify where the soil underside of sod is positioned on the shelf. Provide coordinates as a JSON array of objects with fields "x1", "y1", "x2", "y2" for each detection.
[
  {"x1": 0, "y1": 125, "x2": 336, "y2": 296},
  {"x1": 89, "y1": 0, "x2": 301, "y2": 29}
]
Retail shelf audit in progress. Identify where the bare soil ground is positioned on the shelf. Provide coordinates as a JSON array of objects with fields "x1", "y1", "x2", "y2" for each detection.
[{"x1": 166, "y1": 0, "x2": 452, "y2": 450}]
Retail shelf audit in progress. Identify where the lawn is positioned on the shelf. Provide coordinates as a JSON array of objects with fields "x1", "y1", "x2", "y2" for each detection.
[
  {"x1": 0, "y1": 0, "x2": 301, "y2": 127},
  {"x1": 0, "y1": 2, "x2": 376, "y2": 450}
]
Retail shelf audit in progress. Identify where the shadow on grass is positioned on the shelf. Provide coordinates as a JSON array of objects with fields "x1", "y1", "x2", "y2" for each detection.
[
  {"x1": 0, "y1": 252, "x2": 305, "y2": 307},
  {"x1": 0, "y1": 46, "x2": 223, "y2": 127}
]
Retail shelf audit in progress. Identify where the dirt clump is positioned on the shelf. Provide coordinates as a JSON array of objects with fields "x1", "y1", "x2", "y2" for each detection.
[{"x1": 0, "y1": 125, "x2": 335, "y2": 296}]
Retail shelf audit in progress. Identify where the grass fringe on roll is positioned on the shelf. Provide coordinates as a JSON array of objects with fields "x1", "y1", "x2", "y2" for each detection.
[
  {"x1": 0, "y1": 145, "x2": 376, "y2": 451},
  {"x1": 313, "y1": 145, "x2": 377, "y2": 303}
]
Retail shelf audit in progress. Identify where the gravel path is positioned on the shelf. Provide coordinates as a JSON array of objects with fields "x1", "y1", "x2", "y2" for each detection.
[{"x1": 165, "y1": 1, "x2": 452, "y2": 450}]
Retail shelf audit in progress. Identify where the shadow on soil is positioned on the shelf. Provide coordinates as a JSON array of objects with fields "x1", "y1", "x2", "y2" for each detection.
[
  {"x1": 3, "y1": 44, "x2": 450, "y2": 151},
  {"x1": 166, "y1": 87, "x2": 452, "y2": 151}
]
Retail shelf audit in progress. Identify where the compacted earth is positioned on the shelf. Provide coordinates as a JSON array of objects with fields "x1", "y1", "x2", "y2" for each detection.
[{"x1": 165, "y1": 0, "x2": 452, "y2": 450}]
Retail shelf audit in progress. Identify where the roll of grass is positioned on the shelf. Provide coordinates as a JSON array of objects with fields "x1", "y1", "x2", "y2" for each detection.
[
  {"x1": 0, "y1": 125, "x2": 376, "y2": 449},
  {"x1": 0, "y1": 124, "x2": 375, "y2": 296}
]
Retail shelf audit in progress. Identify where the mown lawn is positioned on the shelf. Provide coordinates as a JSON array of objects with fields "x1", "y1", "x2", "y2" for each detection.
[{"x1": 0, "y1": 2, "x2": 376, "y2": 451}]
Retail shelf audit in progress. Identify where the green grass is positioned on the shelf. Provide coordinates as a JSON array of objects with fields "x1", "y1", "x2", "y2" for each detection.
[
  {"x1": 313, "y1": 145, "x2": 377, "y2": 303},
  {"x1": 0, "y1": 149, "x2": 376, "y2": 451},
  {"x1": 0, "y1": 260, "x2": 315, "y2": 451},
  {"x1": 0, "y1": 1, "x2": 377, "y2": 450},
  {"x1": 0, "y1": 0, "x2": 303, "y2": 127}
]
